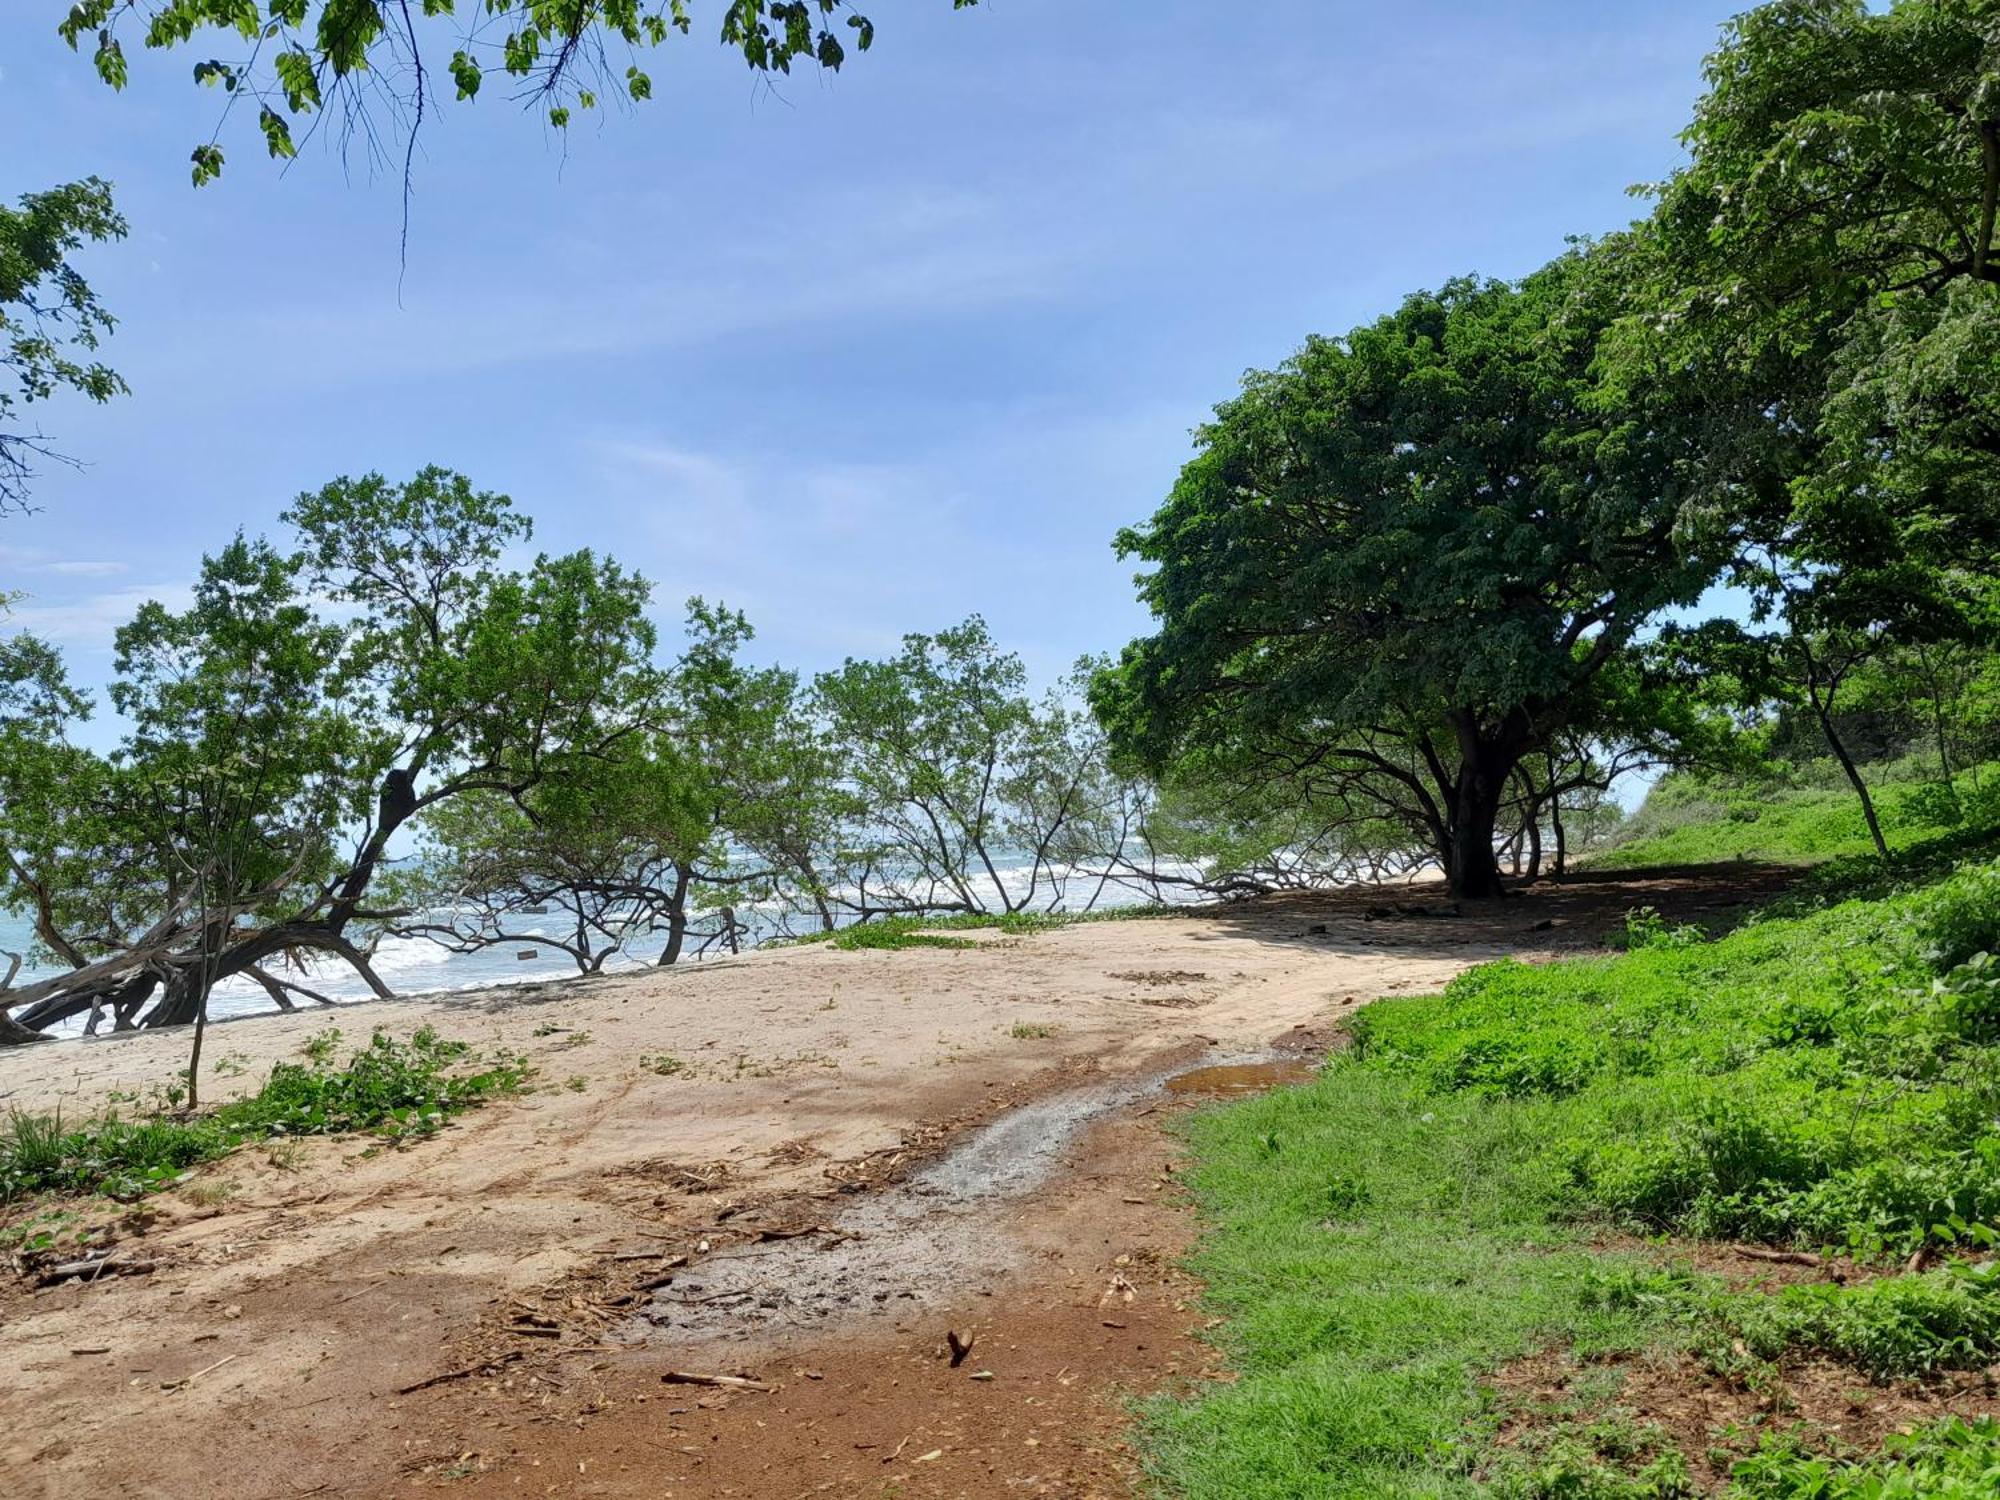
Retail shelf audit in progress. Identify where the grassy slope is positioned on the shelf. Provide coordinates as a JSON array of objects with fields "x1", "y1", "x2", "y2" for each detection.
[
  {"x1": 1591, "y1": 767, "x2": 1987, "y2": 870},
  {"x1": 1147, "y1": 796, "x2": 2000, "y2": 1498}
]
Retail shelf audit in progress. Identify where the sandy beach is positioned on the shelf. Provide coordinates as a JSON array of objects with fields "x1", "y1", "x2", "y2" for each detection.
[{"x1": 0, "y1": 869, "x2": 1788, "y2": 1500}]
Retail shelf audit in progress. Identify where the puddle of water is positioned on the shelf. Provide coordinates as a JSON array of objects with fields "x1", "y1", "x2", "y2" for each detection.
[
  {"x1": 1164, "y1": 1058, "x2": 1316, "y2": 1096},
  {"x1": 627, "y1": 1049, "x2": 1317, "y2": 1350}
]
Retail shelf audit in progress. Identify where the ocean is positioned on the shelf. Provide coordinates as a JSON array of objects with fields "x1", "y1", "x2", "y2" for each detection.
[{"x1": 0, "y1": 856, "x2": 1198, "y2": 1038}]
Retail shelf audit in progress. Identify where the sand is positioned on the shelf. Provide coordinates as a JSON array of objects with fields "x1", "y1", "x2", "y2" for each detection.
[{"x1": 0, "y1": 870, "x2": 1791, "y2": 1499}]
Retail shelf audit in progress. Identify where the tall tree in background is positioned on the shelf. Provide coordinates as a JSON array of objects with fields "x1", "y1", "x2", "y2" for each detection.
[
  {"x1": 58, "y1": 0, "x2": 981, "y2": 186},
  {"x1": 1635, "y1": 0, "x2": 2000, "y2": 846},
  {"x1": 815, "y1": 620, "x2": 1127, "y2": 917},
  {"x1": 0, "y1": 467, "x2": 660, "y2": 1038},
  {"x1": 1098, "y1": 251, "x2": 1737, "y2": 900},
  {"x1": 0, "y1": 177, "x2": 126, "y2": 513},
  {"x1": 394, "y1": 599, "x2": 836, "y2": 969}
]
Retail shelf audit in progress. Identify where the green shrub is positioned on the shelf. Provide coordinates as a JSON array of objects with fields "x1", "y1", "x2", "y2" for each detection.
[
  {"x1": 1912, "y1": 858, "x2": 2000, "y2": 971},
  {"x1": 1731, "y1": 1416, "x2": 2000, "y2": 1498},
  {"x1": 1, "y1": 1026, "x2": 527, "y2": 1202},
  {"x1": 1704, "y1": 1266, "x2": 2000, "y2": 1381}
]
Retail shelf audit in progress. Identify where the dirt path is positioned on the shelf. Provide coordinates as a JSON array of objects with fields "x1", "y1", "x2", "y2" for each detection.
[{"x1": 0, "y1": 870, "x2": 1792, "y2": 1500}]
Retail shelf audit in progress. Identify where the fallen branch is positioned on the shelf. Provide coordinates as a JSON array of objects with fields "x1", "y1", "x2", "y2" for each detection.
[
  {"x1": 37, "y1": 1256, "x2": 156, "y2": 1286},
  {"x1": 395, "y1": 1350, "x2": 524, "y2": 1395},
  {"x1": 752, "y1": 1223, "x2": 828, "y2": 1243},
  {"x1": 1733, "y1": 1246, "x2": 1823, "y2": 1268},
  {"x1": 163, "y1": 1353, "x2": 238, "y2": 1392},
  {"x1": 660, "y1": 1370, "x2": 771, "y2": 1392}
]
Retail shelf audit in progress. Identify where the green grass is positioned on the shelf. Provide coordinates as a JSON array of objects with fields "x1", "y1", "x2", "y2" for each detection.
[
  {"x1": 777, "y1": 902, "x2": 1182, "y2": 952},
  {"x1": 1147, "y1": 839, "x2": 2000, "y2": 1497},
  {"x1": 1594, "y1": 765, "x2": 1999, "y2": 871},
  {"x1": 1147, "y1": 1067, "x2": 1667, "y2": 1497},
  {"x1": 1, "y1": 1026, "x2": 529, "y2": 1203}
]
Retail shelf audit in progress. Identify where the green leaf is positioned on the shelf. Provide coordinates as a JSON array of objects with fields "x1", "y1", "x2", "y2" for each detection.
[
  {"x1": 190, "y1": 142, "x2": 226, "y2": 186},
  {"x1": 448, "y1": 49, "x2": 481, "y2": 100}
]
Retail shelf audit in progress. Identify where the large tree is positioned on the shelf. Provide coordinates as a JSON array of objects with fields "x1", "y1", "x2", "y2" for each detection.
[
  {"x1": 392, "y1": 599, "x2": 838, "y2": 969},
  {"x1": 58, "y1": 0, "x2": 980, "y2": 186},
  {"x1": 814, "y1": 619, "x2": 1128, "y2": 917},
  {"x1": 1097, "y1": 252, "x2": 1734, "y2": 900},
  {"x1": 1647, "y1": 0, "x2": 2000, "y2": 572},
  {"x1": 0, "y1": 466, "x2": 658, "y2": 1038},
  {"x1": 1630, "y1": 0, "x2": 2000, "y2": 841}
]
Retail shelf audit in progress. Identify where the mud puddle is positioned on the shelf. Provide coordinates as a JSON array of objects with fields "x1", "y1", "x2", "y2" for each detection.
[{"x1": 627, "y1": 1049, "x2": 1313, "y2": 1350}]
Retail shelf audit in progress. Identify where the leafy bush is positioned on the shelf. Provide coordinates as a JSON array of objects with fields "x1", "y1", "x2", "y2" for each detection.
[
  {"x1": 1352, "y1": 856, "x2": 2000, "y2": 1251},
  {"x1": 1617, "y1": 906, "x2": 1706, "y2": 952},
  {"x1": 1912, "y1": 859, "x2": 2000, "y2": 971},
  {"x1": 829, "y1": 919, "x2": 977, "y2": 952}
]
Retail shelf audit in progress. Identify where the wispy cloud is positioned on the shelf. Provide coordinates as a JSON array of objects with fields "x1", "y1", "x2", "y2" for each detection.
[
  {"x1": 6, "y1": 582, "x2": 192, "y2": 654},
  {"x1": 37, "y1": 559, "x2": 130, "y2": 578}
]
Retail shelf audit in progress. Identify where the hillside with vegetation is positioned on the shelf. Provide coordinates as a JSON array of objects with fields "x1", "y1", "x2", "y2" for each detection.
[{"x1": 1145, "y1": 768, "x2": 2000, "y2": 1495}]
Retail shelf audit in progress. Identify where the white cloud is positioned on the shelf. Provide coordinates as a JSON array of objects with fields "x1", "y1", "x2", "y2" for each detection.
[
  {"x1": 37, "y1": 559, "x2": 130, "y2": 578},
  {"x1": 6, "y1": 582, "x2": 193, "y2": 654}
]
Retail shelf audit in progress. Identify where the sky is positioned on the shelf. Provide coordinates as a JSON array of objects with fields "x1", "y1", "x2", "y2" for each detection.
[{"x1": 3, "y1": 1, "x2": 1737, "y2": 729}]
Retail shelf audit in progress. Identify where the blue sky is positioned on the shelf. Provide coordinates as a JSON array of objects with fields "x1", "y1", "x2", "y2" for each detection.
[{"x1": 4, "y1": 1, "x2": 1732, "y2": 714}]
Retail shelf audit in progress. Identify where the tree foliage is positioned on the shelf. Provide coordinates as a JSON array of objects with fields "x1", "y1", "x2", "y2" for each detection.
[
  {"x1": 1633, "y1": 0, "x2": 2000, "y2": 850},
  {"x1": 0, "y1": 466, "x2": 659, "y2": 1035},
  {"x1": 57, "y1": 0, "x2": 982, "y2": 185},
  {"x1": 1098, "y1": 251, "x2": 1735, "y2": 898},
  {"x1": 392, "y1": 600, "x2": 837, "y2": 970},
  {"x1": 815, "y1": 620, "x2": 1126, "y2": 916},
  {"x1": 0, "y1": 177, "x2": 127, "y2": 513}
]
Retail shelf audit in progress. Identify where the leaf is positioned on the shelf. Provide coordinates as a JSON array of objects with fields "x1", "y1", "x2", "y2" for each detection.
[
  {"x1": 190, "y1": 143, "x2": 226, "y2": 186},
  {"x1": 448, "y1": 49, "x2": 481, "y2": 100}
]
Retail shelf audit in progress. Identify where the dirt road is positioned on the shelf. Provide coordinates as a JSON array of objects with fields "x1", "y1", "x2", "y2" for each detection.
[{"x1": 0, "y1": 870, "x2": 1789, "y2": 1500}]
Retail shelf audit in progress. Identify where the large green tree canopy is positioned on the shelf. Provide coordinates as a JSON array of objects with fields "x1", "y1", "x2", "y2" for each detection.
[
  {"x1": 58, "y1": 0, "x2": 980, "y2": 185},
  {"x1": 1097, "y1": 251, "x2": 1733, "y2": 899},
  {"x1": 1611, "y1": 0, "x2": 2000, "y2": 859},
  {"x1": 1649, "y1": 0, "x2": 2000, "y2": 586}
]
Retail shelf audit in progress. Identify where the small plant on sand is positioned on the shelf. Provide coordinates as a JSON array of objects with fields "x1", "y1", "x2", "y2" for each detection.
[
  {"x1": 0, "y1": 1028, "x2": 528, "y2": 1203},
  {"x1": 1010, "y1": 1022, "x2": 1059, "y2": 1040},
  {"x1": 830, "y1": 919, "x2": 979, "y2": 953},
  {"x1": 299, "y1": 1028, "x2": 342, "y2": 1064},
  {"x1": 639, "y1": 1054, "x2": 687, "y2": 1077}
]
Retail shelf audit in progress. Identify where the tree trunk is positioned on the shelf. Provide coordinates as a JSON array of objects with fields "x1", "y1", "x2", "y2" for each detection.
[
  {"x1": 656, "y1": 864, "x2": 692, "y2": 967},
  {"x1": 1447, "y1": 805, "x2": 1507, "y2": 898},
  {"x1": 1524, "y1": 801, "x2": 1543, "y2": 881},
  {"x1": 0, "y1": 1008, "x2": 49, "y2": 1046},
  {"x1": 1808, "y1": 687, "x2": 1890, "y2": 861},
  {"x1": 1550, "y1": 794, "x2": 1568, "y2": 876},
  {"x1": 1442, "y1": 719, "x2": 1518, "y2": 901}
]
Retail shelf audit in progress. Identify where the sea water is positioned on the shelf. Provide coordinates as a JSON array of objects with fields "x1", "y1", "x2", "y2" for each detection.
[{"x1": 0, "y1": 856, "x2": 1199, "y2": 1038}]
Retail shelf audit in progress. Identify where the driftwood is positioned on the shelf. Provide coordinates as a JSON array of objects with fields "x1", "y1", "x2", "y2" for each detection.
[{"x1": 37, "y1": 1256, "x2": 157, "y2": 1285}]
